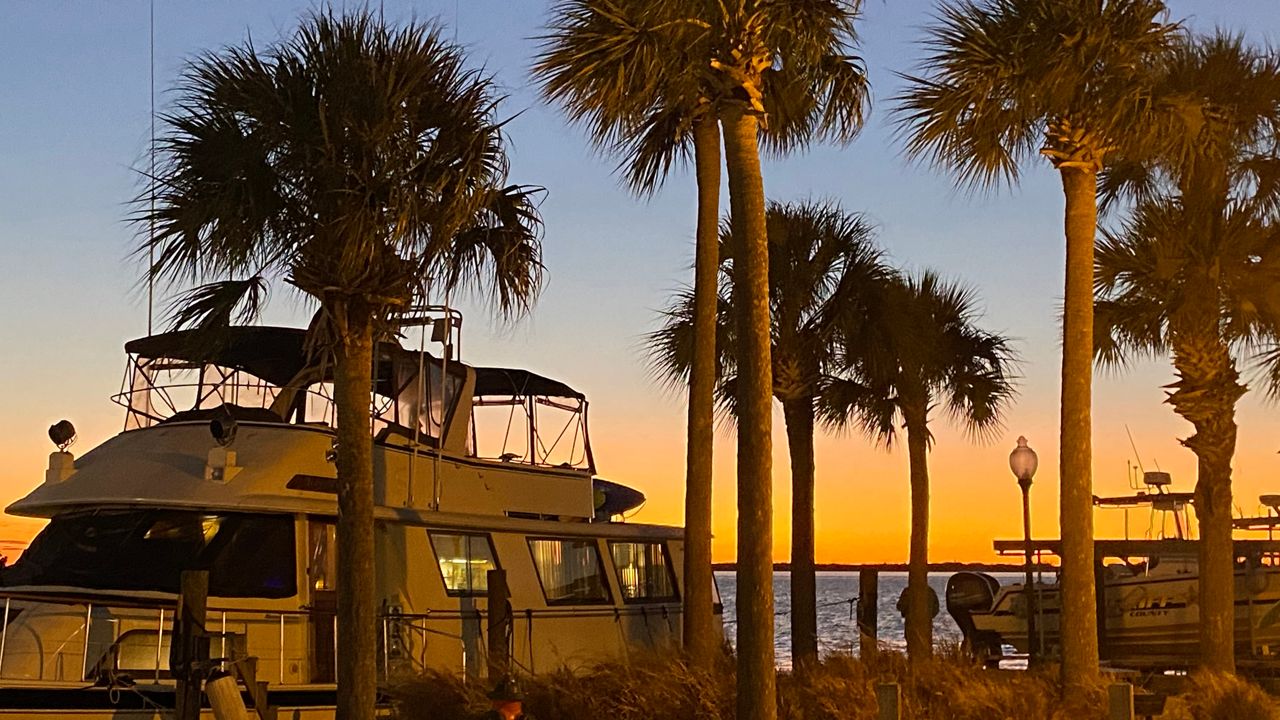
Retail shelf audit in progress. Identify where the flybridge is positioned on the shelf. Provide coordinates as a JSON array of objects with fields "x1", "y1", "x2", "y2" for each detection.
[
  {"x1": 18, "y1": 312, "x2": 645, "y2": 521},
  {"x1": 111, "y1": 322, "x2": 596, "y2": 474}
]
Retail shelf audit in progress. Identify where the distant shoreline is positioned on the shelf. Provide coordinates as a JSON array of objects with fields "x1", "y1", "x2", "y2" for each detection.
[{"x1": 712, "y1": 562, "x2": 1050, "y2": 573}]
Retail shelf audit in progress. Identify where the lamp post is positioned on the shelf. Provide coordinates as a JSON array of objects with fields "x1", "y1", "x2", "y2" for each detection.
[{"x1": 1009, "y1": 436, "x2": 1039, "y2": 664}]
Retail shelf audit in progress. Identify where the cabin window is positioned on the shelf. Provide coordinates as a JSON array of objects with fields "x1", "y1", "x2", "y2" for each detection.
[
  {"x1": 308, "y1": 521, "x2": 338, "y2": 591},
  {"x1": 429, "y1": 532, "x2": 498, "y2": 596},
  {"x1": 528, "y1": 538, "x2": 611, "y2": 605},
  {"x1": 0, "y1": 510, "x2": 296, "y2": 598},
  {"x1": 609, "y1": 541, "x2": 677, "y2": 602}
]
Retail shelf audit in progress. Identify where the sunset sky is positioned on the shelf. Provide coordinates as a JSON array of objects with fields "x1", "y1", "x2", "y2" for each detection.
[{"x1": 1, "y1": 1, "x2": 1278, "y2": 564}]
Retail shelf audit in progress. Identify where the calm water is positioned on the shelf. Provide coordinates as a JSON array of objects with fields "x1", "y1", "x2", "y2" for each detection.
[{"x1": 715, "y1": 571, "x2": 1022, "y2": 665}]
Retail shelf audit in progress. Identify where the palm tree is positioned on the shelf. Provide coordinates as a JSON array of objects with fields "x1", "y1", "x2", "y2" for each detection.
[
  {"x1": 661, "y1": 7, "x2": 865, "y2": 712},
  {"x1": 893, "y1": 0, "x2": 1178, "y2": 690},
  {"x1": 138, "y1": 12, "x2": 543, "y2": 719},
  {"x1": 1095, "y1": 33, "x2": 1280, "y2": 673},
  {"x1": 648, "y1": 200, "x2": 891, "y2": 671},
  {"x1": 534, "y1": 2, "x2": 725, "y2": 664},
  {"x1": 821, "y1": 272, "x2": 1016, "y2": 661},
  {"x1": 534, "y1": 0, "x2": 869, "y2": 691}
]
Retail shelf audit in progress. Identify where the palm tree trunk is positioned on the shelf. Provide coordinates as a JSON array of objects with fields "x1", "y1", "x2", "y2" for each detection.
[
  {"x1": 1058, "y1": 166, "x2": 1099, "y2": 693},
  {"x1": 1195, "y1": 451, "x2": 1237, "y2": 672},
  {"x1": 683, "y1": 114, "x2": 722, "y2": 667},
  {"x1": 783, "y1": 396, "x2": 817, "y2": 672},
  {"x1": 1168, "y1": 294, "x2": 1244, "y2": 673},
  {"x1": 332, "y1": 309, "x2": 378, "y2": 720},
  {"x1": 721, "y1": 103, "x2": 775, "y2": 720},
  {"x1": 903, "y1": 402, "x2": 933, "y2": 661}
]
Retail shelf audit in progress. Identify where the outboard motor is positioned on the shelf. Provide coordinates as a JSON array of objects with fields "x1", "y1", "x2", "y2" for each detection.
[{"x1": 946, "y1": 572, "x2": 1003, "y2": 664}]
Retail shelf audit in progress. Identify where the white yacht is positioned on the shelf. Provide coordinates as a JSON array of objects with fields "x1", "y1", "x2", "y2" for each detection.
[
  {"x1": 947, "y1": 472, "x2": 1280, "y2": 669},
  {"x1": 0, "y1": 312, "x2": 712, "y2": 717}
]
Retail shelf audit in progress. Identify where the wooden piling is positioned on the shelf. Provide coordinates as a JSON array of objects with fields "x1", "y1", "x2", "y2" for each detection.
[
  {"x1": 173, "y1": 570, "x2": 209, "y2": 720},
  {"x1": 858, "y1": 570, "x2": 878, "y2": 663},
  {"x1": 207, "y1": 669, "x2": 251, "y2": 720},
  {"x1": 487, "y1": 569, "x2": 512, "y2": 680},
  {"x1": 1095, "y1": 561, "x2": 1109, "y2": 662}
]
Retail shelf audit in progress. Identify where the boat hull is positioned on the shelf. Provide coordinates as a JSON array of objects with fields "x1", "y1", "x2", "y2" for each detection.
[{"x1": 952, "y1": 564, "x2": 1280, "y2": 668}]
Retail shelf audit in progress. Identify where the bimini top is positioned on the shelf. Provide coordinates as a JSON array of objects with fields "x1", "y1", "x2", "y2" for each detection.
[
  {"x1": 125, "y1": 326, "x2": 584, "y2": 399},
  {"x1": 472, "y1": 366, "x2": 583, "y2": 400}
]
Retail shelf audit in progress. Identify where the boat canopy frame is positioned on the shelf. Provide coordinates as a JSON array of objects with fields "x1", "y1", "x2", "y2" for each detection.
[{"x1": 110, "y1": 324, "x2": 597, "y2": 472}]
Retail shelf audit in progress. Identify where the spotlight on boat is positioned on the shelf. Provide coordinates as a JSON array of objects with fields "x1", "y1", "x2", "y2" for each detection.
[
  {"x1": 210, "y1": 416, "x2": 238, "y2": 447},
  {"x1": 48, "y1": 420, "x2": 76, "y2": 451}
]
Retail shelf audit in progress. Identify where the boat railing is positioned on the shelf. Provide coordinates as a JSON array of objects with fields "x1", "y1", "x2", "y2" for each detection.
[{"x1": 0, "y1": 591, "x2": 682, "y2": 686}]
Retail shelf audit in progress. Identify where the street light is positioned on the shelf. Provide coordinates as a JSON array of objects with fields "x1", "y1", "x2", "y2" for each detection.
[{"x1": 1009, "y1": 435, "x2": 1039, "y2": 663}]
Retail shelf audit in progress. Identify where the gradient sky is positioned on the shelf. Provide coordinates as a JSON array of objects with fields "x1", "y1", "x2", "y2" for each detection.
[{"x1": 1, "y1": 1, "x2": 1278, "y2": 564}]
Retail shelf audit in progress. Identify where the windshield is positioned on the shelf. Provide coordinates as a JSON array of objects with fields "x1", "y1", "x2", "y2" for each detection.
[{"x1": 0, "y1": 510, "x2": 296, "y2": 598}]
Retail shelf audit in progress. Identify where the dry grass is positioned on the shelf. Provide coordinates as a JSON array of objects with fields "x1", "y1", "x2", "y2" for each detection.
[
  {"x1": 390, "y1": 652, "x2": 1279, "y2": 720},
  {"x1": 1159, "y1": 671, "x2": 1280, "y2": 720}
]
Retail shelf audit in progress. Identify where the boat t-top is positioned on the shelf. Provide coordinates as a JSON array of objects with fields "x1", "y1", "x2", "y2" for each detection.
[{"x1": 947, "y1": 469, "x2": 1280, "y2": 670}]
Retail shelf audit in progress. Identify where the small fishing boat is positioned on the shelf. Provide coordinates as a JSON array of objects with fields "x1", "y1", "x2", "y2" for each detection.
[
  {"x1": 0, "y1": 310, "x2": 715, "y2": 717},
  {"x1": 947, "y1": 471, "x2": 1280, "y2": 669}
]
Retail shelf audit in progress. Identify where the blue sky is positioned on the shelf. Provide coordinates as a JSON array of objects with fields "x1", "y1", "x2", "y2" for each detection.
[{"x1": 1, "y1": 1, "x2": 1278, "y2": 560}]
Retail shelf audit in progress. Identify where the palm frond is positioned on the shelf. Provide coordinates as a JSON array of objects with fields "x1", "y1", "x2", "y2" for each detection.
[
  {"x1": 537, "y1": 0, "x2": 869, "y2": 192},
  {"x1": 433, "y1": 184, "x2": 546, "y2": 321},
  {"x1": 165, "y1": 275, "x2": 269, "y2": 332},
  {"x1": 614, "y1": 101, "x2": 696, "y2": 196},
  {"x1": 139, "y1": 8, "x2": 541, "y2": 325},
  {"x1": 893, "y1": 0, "x2": 1177, "y2": 190},
  {"x1": 827, "y1": 269, "x2": 1019, "y2": 445},
  {"x1": 817, "y1": 376, "x2": 899, "y2": 447},
  {"x1": 159, "y1": 276, "x2": 270, "y2": 359}
]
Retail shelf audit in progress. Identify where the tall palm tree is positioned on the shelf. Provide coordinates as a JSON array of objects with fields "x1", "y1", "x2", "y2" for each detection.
[
  {"x1": 663, "y1": 7, "x2": 865, "y2": 713},
  {"x1": 893, "y1": 0, "x2": 1178, "y2": 690},
  {"x1": 648, "y1": 200, "x2": 891, "y2": 671},
  {"x1": 137, "y1": 13, "x2": 542, "y2": 719},
  {"x1": 534, "y1": 2, "x2": 725, "y2": 664},
  {"x1": 1095, "y1": 33, "x2": 1280, "y2": 673},
  {"x1": 535, "y1": 0, "x2": 869, "y2": 694},
  {"x1": 821, "y1": 272, "x2": 1016, "y2": 661}
]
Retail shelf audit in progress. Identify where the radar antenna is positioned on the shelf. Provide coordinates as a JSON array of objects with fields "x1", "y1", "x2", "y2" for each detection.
[{"x1": 1126, "y1": 426, "x2": 1146, "y2": 476}]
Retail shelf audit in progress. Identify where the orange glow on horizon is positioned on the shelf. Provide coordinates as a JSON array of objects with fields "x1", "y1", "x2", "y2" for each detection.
[{"x1": 0, "y1": 368, "x2": 1276, "y2": 568}]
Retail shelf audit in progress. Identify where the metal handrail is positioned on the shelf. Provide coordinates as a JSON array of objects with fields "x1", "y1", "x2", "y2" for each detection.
[{"x1": 0, "y1": 592, "x2": 685, "y2": 685}]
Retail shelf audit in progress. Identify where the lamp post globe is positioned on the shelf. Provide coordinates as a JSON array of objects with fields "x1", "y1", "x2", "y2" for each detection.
[
  {"x1": 1010, "y1": 435, "x2": 1039, "y2": 664},
  {"x1": 1010, "y1": 435, "x2": 1038, "y2": 485}
]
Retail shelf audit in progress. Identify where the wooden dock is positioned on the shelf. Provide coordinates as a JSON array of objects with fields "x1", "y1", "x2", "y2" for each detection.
[{"x1": 993, "y1": 538, "x2": 1280, "y2": 558}]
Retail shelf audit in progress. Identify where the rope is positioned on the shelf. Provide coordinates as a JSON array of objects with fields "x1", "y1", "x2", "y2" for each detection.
[{"x1": 721, "y1": 596, "x2": 860, "y2": 625}]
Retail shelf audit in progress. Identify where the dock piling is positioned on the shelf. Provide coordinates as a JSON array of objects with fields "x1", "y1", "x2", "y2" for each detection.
[
  {"x1": 487, "y1": 569, "x2": 512, "y2": 680},
  {"x1": 858, "y1": 570, "x2": 878, "y2": 663},
  {"x1": 173, "y1": 570, "x2": 209, "y2": 720}
]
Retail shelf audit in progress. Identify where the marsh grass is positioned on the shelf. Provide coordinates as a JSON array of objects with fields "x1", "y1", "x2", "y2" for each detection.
[
  {"x1": 390, "y1": 652, "x2": 1278, "y2": 720},
  {"x1": 1159, "y1": 671, "x2": 1280, "y2": 720}
]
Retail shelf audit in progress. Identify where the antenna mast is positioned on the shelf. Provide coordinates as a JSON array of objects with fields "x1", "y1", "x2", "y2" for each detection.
[
  {"x1": 1125, "y1": 426, "x2": 1146, "y2": 476},
  {"x1": 147, "y1": 0, "x2": 156, "y2": 335}
]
